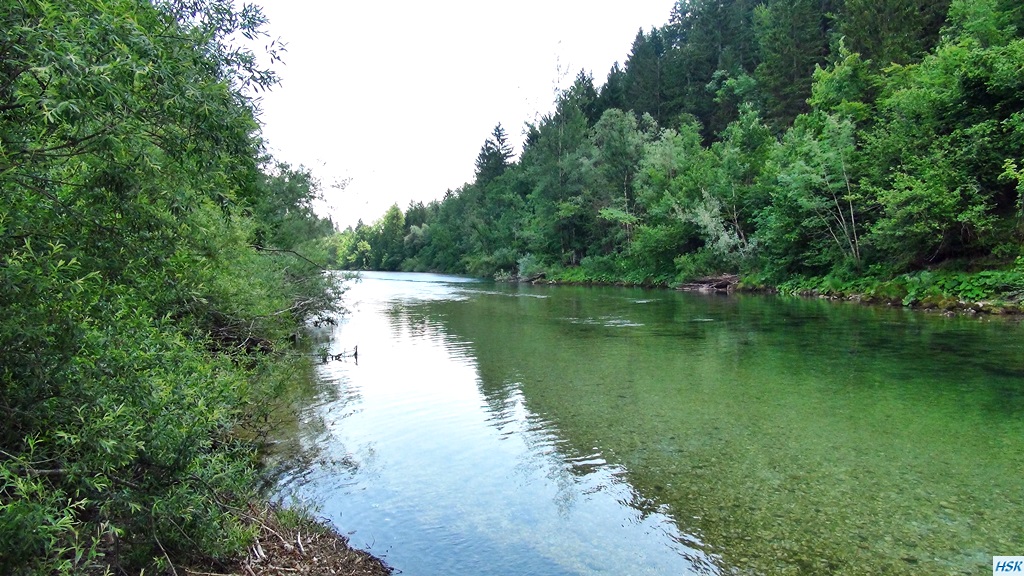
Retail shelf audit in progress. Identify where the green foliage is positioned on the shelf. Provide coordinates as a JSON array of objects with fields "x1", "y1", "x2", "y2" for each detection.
[
  {"x1": 898, "y1": 269, "x2": 1024, "y2": 305},
  {"x1": 1001, "y1": 159, "x2": 1024, "y2": 219},
  {"x1": 0, "y1": 0, "x2": 342, "y2": 573},
  {"x1": 772, "y1": 267, "x2": 1024, "y2": 308},
  {"x1": 253, "y1": 163, "x2": 336, "y2": 250},
  {"x1": 808, "y1": 47, "x2": 877, "y2": 122},
  {"x1": 756, "y1": 112, "x2": 865, "y2": 278},
  {"x1": 674, "y1": 248, "x2": 740, "y2": 282},
  {"x1": 624, "y1": 222, "x2": 695, "y2": 282},
  {"x1": 326, "y1": 204, "x2": 411, "y2": 272},
  {"x1": 373, "y1": 204, "x2": 407, "y2": 271},
  {"x1": 464, "y1": 246, "x2": 519, "y2": 278},
  {"x1": 520, "y1": 95, "x2": 598, "y2": 265},
  {"x1": 516, "y1": 253, "x2": 546, "y2": 279},
  {"x1": 0, "y1": 259, "x2": 270, "y2": 571},
  {"x1": 868, "y1": 167, "x2": 994, "y2": 267},
  {"x1": 861, "y1": 20, "x2": 1024, "y2": 267}
]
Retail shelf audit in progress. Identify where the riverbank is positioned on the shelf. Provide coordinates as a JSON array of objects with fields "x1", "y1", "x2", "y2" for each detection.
[
  {"x1": 176, "y1": 505, "x2": 391, "y2": 576},
  {"x1": 237, "y1": 504, "x2": 389, "y2": 573},
  {"x1": 506, "y1": 267, "x2": 1024, "y2": 316}
]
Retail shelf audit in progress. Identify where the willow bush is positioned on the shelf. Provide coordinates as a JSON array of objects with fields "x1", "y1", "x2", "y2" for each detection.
[{"x1": 1, "y1": 0, "x2": 340, "y2": 573}]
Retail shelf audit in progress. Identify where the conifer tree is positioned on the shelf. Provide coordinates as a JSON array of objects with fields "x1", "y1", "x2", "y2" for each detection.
[
  {"x1": 474, "y1": 123, "x2": 515, "y2": 185},
  {"x1": 623, "y1": 29, "x2": 667, "y2": 124},
  {"x1": 754, "y1": 0, "x2": 834, "y2": 130}
]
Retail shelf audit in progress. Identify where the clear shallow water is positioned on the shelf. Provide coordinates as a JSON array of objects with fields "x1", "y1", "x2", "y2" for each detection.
[{"x1": 271, "y1": 271, "x2": 1024, "y2": 575}]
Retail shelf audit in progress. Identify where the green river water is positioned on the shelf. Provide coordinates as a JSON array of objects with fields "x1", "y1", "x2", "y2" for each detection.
[{"x1": 272, "y1": 271, "x2": 1024, "y2": 575}]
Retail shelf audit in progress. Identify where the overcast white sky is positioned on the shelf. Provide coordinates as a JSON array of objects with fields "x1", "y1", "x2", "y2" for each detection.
[{"x1": 252, "y1": 0, "x2": 677, "y2": 228}]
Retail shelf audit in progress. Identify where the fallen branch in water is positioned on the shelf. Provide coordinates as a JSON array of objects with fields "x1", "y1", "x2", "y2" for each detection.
[{"x1": 317, "y1": 345, "x2": 358, "y2": 363}]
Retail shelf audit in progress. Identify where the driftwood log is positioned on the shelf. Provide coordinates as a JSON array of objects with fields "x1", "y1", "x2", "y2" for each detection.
[{"x1": 676, "y1": 274, "x2": 739, "y2": 293}]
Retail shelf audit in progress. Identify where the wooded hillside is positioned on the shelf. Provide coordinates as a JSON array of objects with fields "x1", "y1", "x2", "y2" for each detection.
[{"x1": 333, "y1": 0, "x2": 1024, "y2": 305}]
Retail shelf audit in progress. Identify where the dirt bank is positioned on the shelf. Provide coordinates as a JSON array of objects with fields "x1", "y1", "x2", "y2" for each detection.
[{"x1": 181, "y1": 505, "x2": 392, "y2": 576}]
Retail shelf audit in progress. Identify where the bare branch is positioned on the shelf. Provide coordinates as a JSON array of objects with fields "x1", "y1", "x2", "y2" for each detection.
[{"x1": 251, "y1": 245, "x2": 327, "y2": 270}]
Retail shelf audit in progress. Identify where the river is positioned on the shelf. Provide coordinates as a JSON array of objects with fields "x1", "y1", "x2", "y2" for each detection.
[{"x1": 270, "y1": 271, "x2": 1024, "y2": 575}]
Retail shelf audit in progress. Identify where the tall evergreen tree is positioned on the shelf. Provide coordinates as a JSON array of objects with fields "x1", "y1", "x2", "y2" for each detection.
[
  {"x1": 566, "y1": 70, "x2": 603, "y2": 125},
  {"x1": 754, "y1": 0, "x2": 835, "y2": 131},
  {"x1": 597, "y1": 62, "x2": 628, "y2": 113},
  {"x1": 659, "y1": 0, "x2": 762, "y2": 139},
  {"x1": 474, "y1": 123, "x2": 515, "y2": 185},
  {"x1": 836, "y1": 0, "x2": 951, "y2": 66},
  {"x1": 404, "y1": 200, "x2": 430, "y2": 230},
  {"x1": 623, "y1": 28, "x2": 667, "y2": 124}
]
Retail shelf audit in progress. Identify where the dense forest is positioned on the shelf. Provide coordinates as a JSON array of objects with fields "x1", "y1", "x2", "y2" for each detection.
[
  {"x1": 1, "y1": 0, "x2": 342, "y2": 572},
  {"x1": 331, "y1": 0, "x2": 1024, "y2": 305}
]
